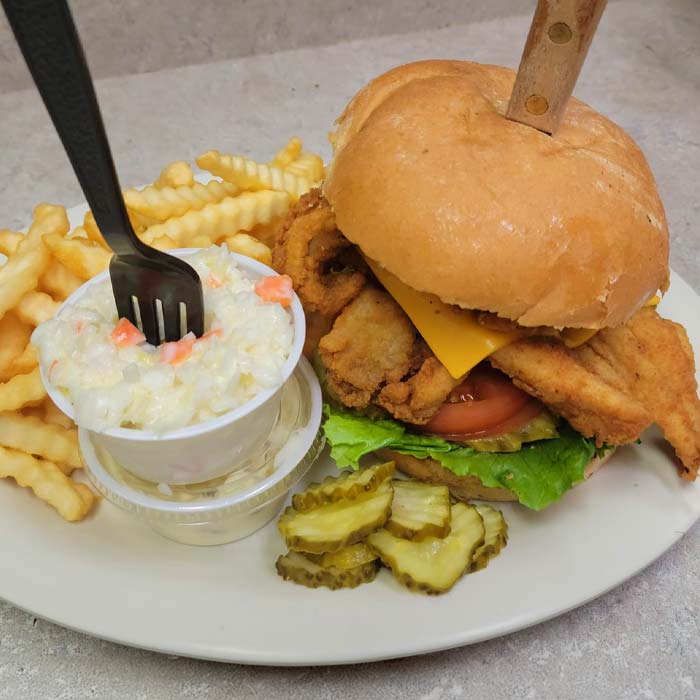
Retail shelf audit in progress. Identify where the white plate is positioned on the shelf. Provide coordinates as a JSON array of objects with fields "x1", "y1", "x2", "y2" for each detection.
[{"x1": 1, "y1": 203, "x2": 699, "y2": 666}]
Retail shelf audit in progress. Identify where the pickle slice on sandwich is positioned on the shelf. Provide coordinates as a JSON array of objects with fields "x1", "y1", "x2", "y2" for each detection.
[
  {"x1": 367, "y1": 503, "x2": 484, "y2": 594},
  {"x1": 385, "y1": 480, "x2": 451, "y2": 541}
]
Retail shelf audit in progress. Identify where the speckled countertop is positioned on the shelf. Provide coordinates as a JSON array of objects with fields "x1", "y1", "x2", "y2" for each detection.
[{"x1": 1, "y1": 1, "x2": 699, "y2": 698}]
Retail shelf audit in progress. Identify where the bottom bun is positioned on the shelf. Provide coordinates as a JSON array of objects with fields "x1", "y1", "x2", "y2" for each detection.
[{"x1": 376, "y1": 448, "x2": 616, "y2": 503}]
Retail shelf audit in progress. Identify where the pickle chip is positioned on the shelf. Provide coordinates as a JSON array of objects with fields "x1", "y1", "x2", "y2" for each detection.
[
  {"x1": 367, "y1": 503, "x2": 485, "y2": 595},
  {"x1": 279, "y1": 480, "x2": 393, "y2": 554},
  {"x1": 292, "y1": 461, "x2": 395, "y2": 511},
  {"x1": 276, "y1": 551, "x2": 379, "y2": 590},
  {"x1": 471, "y1": 504, "x2": 509, "y2": 572},
  {"x1": 385, "y1": 480, "x2": 451, "y2": 541},
  {"x1": 306, "y1": 542, "x2": 378, "y2": 570}
]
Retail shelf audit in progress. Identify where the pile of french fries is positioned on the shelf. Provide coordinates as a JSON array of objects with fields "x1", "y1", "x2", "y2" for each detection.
[{"x1": 0, "y1": 137, "x2": 324, "y2": 522}]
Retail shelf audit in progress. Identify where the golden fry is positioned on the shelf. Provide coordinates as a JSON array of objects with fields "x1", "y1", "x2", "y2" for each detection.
[
  {"x1": 0, "y1": 229, "x2": 22, "y2": 256},
  {"x1": 197, "y1": 150, "x2": 312, "y2": 200},
  {"x1": 224, "y1": 233, "x2": 273, "y2": 266},
  {"x1": 41, "y1": 397, "x2": 75, "y2": 430},
  {"x1": 44, "y1": 234, "x2": 111, "y2": 280},
  {"x1": 0, "y1": 368, "x2": 46, "y2": 411},
  {"x1": 7, "y1": 342, "x2": 38, "y2": 376},
  {"x1": 286, "y1": 152, "x2": 325, "y2": 182},
  {"x1": 39, "y1": 260, "x2": 83, "y2": 299},
  {"x1": 14, "y1": 291, "x2": 60, "y2": 327},
  {"x1": 141, "y1": 190, "x2": 290, "y2": 247},
  {"x1": 66, "y1": 226, "x2": 88, "y2": 239},
  {"x1": 0, "y1": 204, "x2": 67, "y2": 321},
  {"x1": 0, "y1": 314, "x2": 32, "y2": 382},
  {"x1": 147, "y1": 234, "x2": 179, "y2": 251},
  {"x1": 154, "y1": 160, "x2": 195, "y2": 189},
  {"x1": 0, "y1": 412, "x2": 81, "y2": 472},
  {"x1": 271, "y1": 137, "x2": 302, "y2": 168},
  {"x1": 0, "y1": 445, "x2": 94, "y2": 521},
  {"x1": 82, "y1": 211, "x2": 112, "y2": 249},
  {"x1": 124, "y1": 180, "x2": 239, "y2": 222},
  {"x1": 246, "y1": 219, "x2": 284, "y2": 248}
]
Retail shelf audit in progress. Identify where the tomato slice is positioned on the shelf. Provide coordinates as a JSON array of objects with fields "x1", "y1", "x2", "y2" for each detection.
[
  {"x1": 435, "y1": 399, "x2": 544, "y2": 442},
  {"x1": 422, "y1": 364, "x2": 537, "y2": 438}
]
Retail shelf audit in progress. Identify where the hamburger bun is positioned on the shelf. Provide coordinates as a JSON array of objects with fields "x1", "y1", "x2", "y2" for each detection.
[
  {"x1": 324, "y1": 60, "x2": 669, "y2": 329},
  {"x1": 377, "y1": 447, "x2": 616, "y2": 502}
]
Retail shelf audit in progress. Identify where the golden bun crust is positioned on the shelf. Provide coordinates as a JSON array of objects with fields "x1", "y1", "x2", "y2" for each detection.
[
  {"x1": 378, "y1": 447, "x2": 615, "y2": 503},
  {"x1": 325, "y1": 60, "x2": 669, "y2": 329}
]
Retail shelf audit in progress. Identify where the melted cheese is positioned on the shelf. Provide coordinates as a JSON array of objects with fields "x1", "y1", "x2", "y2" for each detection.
[
  {"x1": 367, "y1": 259, "x2": 662, "y2": 375},
  {"x1": 365, "y1": 260, "x2": 519, "y2": 378}
]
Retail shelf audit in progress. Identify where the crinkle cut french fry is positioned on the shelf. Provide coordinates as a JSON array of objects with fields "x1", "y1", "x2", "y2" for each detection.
[
  {"x1": 286, "y1": 152, "x2": 325, "y2": 183},
  {"x1": 153, "y1": 160, "x2": 195, "y2": 189},
  {"x1": 0, "y1": 314, "x2": 32, "y2": 382},
  {"x1": 0, "y1": 229, "x2": 23, "y2": 256},
  {"x1": 6, "y1": 342, "x2": 38, "y2": 377},
  {"x1": 270, "y1": 137, "x2": 302, "y2": 168},
  {"x1": 39, "y1": 260, "x2": 84, "y2": 299},
  {"x1": 224, "y1": 233, "x2": 272, "y2": 266},
  {"x1": 0, "y1": 204, "x2": 67, "y2": 320},
  {"x1": 67, "y1": 226, "x2": 88, "y2": 240},
  {"x1": 43, "y1": 234, "x2": 112, "y2": 280},
  {"x1": 124, "y1": 180, "x2": 239, "y2": 222},
  {"x1": 0, "y1": 368, "x2": 46, "y2": 411},
  {"x1": 14, "y1": 291, "x2": 60, "y2": 327},
  {"x1": 147, "y1": 235, "x2": 179, "y2": 251},
  {"x1": 197, "y1": 150, "x2": 312, "y2": 200},
  {"x1": 141, "y1": 190, "x2": 290, "y2": 247},
  {"x1": 41, "y1": 397, "x2": 75, "y2": 430},
  {"x1": 0, "y1": 446, "x2": 94, "y2": 521},
  {"x1": 0, "y1": 412, "x2": 82, "y2": 471}
]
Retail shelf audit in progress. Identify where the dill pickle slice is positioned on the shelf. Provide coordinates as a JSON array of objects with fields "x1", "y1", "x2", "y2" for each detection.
[
  {"x1": 276, "y1": 551, "x2": 380, "y2": 590},
  {"x1": 305, "y1": 542, "x2": 378, "y2": 570},
  {"x1": 292, "y1": 461, "x2": 395, "y2": 511},
  {"x1": 470, "y1": 504, "x2": 509, "y2": 572},
  {"x1": 279, "y1": 481, "x2": 393, "y2": 554},
  {"x1": 385, "y1": 480, "x2": 451, "y2": 541},
  {"x1": 367, "y1": 503, "x2": 485, "y2": 595}
]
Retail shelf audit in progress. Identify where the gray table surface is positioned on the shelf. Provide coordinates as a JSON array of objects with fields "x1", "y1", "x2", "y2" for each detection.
[{"x1": 1, "y1": 1, "x2": 698, "y2": 698}]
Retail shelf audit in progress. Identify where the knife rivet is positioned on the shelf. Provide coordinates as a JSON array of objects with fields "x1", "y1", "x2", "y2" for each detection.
[
  {"x1": 525, "y1": 94, "x2": 549, "y2": 115},
  {"x1": 548, "y1": 22, "x2": 573, "y2": 44}
]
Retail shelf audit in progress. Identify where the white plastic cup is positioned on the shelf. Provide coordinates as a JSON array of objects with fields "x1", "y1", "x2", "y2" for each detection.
[{"x1": 40, "y1": 249, "x2": 306, "y2": 485}]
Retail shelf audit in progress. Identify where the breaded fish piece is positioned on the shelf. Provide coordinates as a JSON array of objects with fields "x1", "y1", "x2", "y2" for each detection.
[
  {"x1": 318, "y1": 287, "x2": 458, "y2": 422},
  {"x1": 318, "y1": 287, "x2": 420, "y2": 410},
  {"x1": 490, "y1": 338, "x2": 653, "y2": 446},
  {"x1": 575, "y1": 308, "x2": 700, "y2": 480},
  {"x1": 377, "y1": 356, "x2": 459, "y2": 425},
  {"x1": 491, "y1": 307, "x2": 700, "y2": 480}
]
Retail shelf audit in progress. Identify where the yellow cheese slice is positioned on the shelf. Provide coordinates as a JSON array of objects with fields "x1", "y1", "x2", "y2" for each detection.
[
  {"x1": 561, "y1": 295, "x2": 661, "y2": 348},
  {"x1": 367, "y1": 259, "x2": 662, "y2": 373},
  {"x1": 365, "y1": 260, "x2": 520, "y2": 379}
]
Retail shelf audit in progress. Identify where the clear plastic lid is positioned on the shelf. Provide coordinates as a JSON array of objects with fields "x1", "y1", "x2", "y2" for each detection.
[{"x1": 80, "y1": 358, "x2": 324, "y2": 525}]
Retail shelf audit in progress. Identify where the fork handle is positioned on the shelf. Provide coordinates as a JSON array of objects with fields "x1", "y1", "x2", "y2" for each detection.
[{"x1": 2, "y1": 0, "x2": 138, "y2": 256}]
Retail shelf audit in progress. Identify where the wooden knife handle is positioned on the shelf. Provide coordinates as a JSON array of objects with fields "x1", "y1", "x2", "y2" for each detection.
[{"x1": 506, "y1": 0, "x2": 607, "y2": 134}]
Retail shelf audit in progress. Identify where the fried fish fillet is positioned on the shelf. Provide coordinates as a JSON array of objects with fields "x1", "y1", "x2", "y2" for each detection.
[
  {"x1": 318, "y1": 287, "x2": 458, "y2": 423},
  {"x1": 575, "y1": 308, "x2": 700, "y2": 480},
  {"x1": 492, "y1": 308, "x2": 700, "y2": 480},
  {"x1": 490, "y1": 338, "x2": 653, "y2": 446}
]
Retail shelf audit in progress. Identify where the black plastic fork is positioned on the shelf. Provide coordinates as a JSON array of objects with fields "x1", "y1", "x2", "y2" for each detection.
[{"x1": 2, "y1": 0, "x2": 204, "y2": 345}]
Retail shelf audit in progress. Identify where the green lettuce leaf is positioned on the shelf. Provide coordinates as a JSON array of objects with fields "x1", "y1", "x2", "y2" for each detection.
[{"x1": 322, "y1": 405, "x2": 596, "y2": 511}]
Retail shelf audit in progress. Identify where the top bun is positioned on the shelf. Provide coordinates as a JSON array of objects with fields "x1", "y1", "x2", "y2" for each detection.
[{"x1": 324, "y1": 60, "x2": 669, "y2": 329}]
